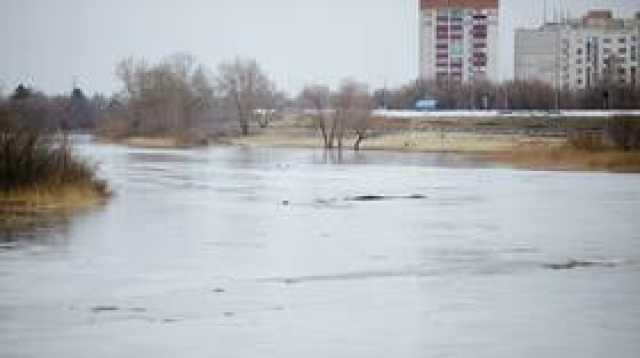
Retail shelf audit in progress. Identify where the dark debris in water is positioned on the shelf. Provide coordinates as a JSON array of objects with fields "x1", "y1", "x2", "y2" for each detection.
[
  {"x1": 543, "y1": 259, "x2": 617, "y2": 270},
  {"x1": 162, "y1": 318, "x2": 182, "y2": 323},
  {"x1": 91, "y1": 306, "x2": 151, "y2": 314},
  {"x1": 91, "y1": 305, "x2": 120, "y2": 313},
  {"x1": 344, "y1": 194, "x2": 427, "y2": 202}
]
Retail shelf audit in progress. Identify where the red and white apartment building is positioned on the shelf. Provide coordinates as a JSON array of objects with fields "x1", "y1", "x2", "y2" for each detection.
[{"x1": 419, "y1": 0, "x2": 500, "y2": 83}]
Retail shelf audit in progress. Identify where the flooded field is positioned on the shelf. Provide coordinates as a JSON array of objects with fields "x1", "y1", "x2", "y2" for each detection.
[{"x1": 1, "y1": 136, "x2": 640, "y2": 357}]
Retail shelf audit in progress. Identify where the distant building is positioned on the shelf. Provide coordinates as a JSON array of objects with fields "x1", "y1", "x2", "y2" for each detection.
[
  {"x1": 419, "y1": 0, "x2": 500, "y2": 84},
  {"x1": 515, "y1": 10, "x2": 640, "y2": 90}
]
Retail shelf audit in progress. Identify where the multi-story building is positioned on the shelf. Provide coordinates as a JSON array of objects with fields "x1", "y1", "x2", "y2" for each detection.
[
  {"x1": 419, "y1": 0, "x2": 500, "y2": 83},
  {"x1": 515, "y1": 10, "x2": 640, "y2": 89}
]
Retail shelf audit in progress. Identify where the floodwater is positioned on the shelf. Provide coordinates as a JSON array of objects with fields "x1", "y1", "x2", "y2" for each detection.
[{"x1": 1, "y1": 135, "x2": 640, "y2": 357}]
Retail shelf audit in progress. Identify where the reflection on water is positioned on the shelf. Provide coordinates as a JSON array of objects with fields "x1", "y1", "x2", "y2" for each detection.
[
  {"x1": 1, "y1": 211, "x2": 73, "y2": 252},
  {"x1": 1, "y1": 136, "x2": 640, "y2": 358}
]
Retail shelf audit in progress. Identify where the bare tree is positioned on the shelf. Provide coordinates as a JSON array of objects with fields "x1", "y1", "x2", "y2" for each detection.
[
  {"x1": 333, "y1": 80, "x2": 374, "y2": 151},
  {"x1": 110, "y1": 54, "x2": 219, "y2": 139},
  {"x1": 301, "y1": 85, "x2": 336, "y2": 148},
  {"x1": 217, "y1": 58, "x2": 275, "y2": 136}
]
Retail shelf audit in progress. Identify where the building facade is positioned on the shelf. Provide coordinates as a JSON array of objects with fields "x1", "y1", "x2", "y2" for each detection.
[
  {"x1": 515, "y1": 10, "x2": 640, "y2": 90},
  {"x1": 419, "y1": 0, "x2": 500, "y2": 83}
]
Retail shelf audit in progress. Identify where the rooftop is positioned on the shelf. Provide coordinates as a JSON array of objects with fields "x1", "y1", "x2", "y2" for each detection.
[{"x1": 420, "y1": 0, "x2": 499, "y2": 10}]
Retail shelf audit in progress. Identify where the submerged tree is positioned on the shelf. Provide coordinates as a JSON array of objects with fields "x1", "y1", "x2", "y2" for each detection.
[
  {"x1": 333, "y1": 80, "x2": 374, "y2": 151},
  {"x1": 301, "y1": 80, "x2": 374, "y2": 151},
  {"x1": 301, "y1": 84, "x2": 335, "y2": 148}
]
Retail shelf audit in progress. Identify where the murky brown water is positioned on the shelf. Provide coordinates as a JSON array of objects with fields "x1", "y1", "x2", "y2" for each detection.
[{"x1": 1, "y1": 135, "x2": 640, "y2": 357}]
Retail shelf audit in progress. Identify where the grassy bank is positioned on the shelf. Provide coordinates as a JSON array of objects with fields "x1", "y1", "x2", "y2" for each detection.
[
  {"x1": 490, "y1": 145, "x2": 640, "y2": 172},
  {"x1": 230, "y1": 115, "x2": 640, "y2": 172},
  {"x1": 229, "y1": 126, "x2": 563, "y2": 154}
]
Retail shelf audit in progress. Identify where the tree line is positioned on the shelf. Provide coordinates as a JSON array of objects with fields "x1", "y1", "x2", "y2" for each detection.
[
  {"x1": 1, "y1": 53, "x2": 639, "y2": 147},
  {"x1": 0, "y1": 54, "x2": 288, "y2": 142},
  {"x1": 374, "y1": 79, "x2": 640, "y2": 111},
  {"x1": 100, "y1": 54, "x2": 286, "y2": 142}
]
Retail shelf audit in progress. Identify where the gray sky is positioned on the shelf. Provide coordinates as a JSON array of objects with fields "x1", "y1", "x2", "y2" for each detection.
[{"x1": 1, "y1": 0, "x2": 639, "y2": 96}]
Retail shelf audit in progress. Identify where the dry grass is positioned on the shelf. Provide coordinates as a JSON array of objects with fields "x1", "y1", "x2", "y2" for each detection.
[
  {"x1": 230, "y1": 126, "x2": 562, "y2": 154},
  {"x1": 0, "y1": 182, "x2": 110, "y2": 229},
  {"x1": 106, "y1": 131, "x2": 216, "y2": 148},
  {"x1": 122, "y1": 137, "x2": 182, "y2": 148},
  {"x1": 491, "y1": 144, "x2": 640, "y2": 172},
  {"x1": 361, "y1": 131, "x2": 551, "y2": 153}
]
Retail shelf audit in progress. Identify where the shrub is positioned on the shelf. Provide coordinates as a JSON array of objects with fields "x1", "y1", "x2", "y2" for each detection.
[
  {"x1": 0, "y1": 106, "x2": 107, "y2": 196},
  {"x1": 605, "y1": 118, "x2": 640, "y2": 151},
  {"x1": 0, "y1": 128, "x2": 105, "y2": 194},
  {"x1": 567, "y1": 130, "x2": 606, "y2": 151}
]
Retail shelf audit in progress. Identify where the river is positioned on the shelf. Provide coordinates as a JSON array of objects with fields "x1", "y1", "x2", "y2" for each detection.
[{"x1": 1, "y1": 136, "x2": 640, "y2": 357}]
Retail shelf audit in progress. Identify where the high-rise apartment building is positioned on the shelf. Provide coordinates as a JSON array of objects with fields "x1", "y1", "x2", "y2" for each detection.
[
  {"x1": 515, "y1": 10, "x2": 640, "y2": 89},
  {"x1": 419, "y1": 0, "x2": 500, "y2": 83}
]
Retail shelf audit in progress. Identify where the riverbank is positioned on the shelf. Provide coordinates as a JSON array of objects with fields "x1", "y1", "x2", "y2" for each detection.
[
  {"x1": 1, "y1": 182, "x2": 110, "y2": 229},
  {"x1": 100, "y1": 135, "x2": 230, "y2": 149},
  {"x1": 228, "y1": 120, "x2": 640, "y2": 172},
  {"x1": 229, "y1": 126, "x2": 563, "y2": 153},
  {"x1": 97, "y1": 115, "x2": 640, "y2": 173},
  {"x1": 489, "y1": 145, "x2": 640, "y2": 172}
]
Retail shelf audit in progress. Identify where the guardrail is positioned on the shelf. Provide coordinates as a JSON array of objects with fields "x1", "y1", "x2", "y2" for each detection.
[{"x1": 371, "y1": 110, "x2": 640, "y2": 119}]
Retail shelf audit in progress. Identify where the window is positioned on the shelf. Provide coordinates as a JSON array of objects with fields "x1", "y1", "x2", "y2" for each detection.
[
  {"x1": 576, "y1": 59, "x2": 583, "y2": 65},
  {"x1": 576, "y1": 48, "x2": 583, "y2": 55},
  {"x1": 603, "y1": 38, "x2": 612, "y2": 44},
  {"x1": 619, "y1": 47, "x2": 627, "y2": 54},
  {"x1": 632, "y1": 46, "x2": 637, "y2": 61},
  {"x1": 450, "y1": 9, "x2": 464, "y2": 18},
  {"x1": 619, "y1": 37, "x2": 627, "y2": 44}
]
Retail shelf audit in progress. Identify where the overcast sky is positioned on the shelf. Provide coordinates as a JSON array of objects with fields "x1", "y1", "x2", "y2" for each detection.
[{"x1": 1, "y1": 0, "x2": 639, "y2": 96}]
